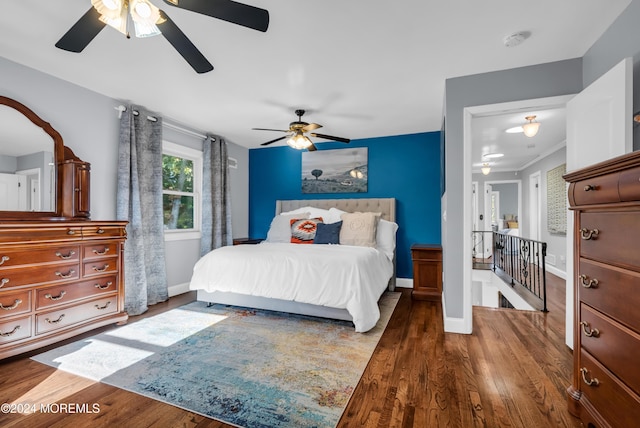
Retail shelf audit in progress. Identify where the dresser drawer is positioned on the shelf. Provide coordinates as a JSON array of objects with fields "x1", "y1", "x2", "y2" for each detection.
[
  {"x1": 0, "y1": 315, "x2": 32, "y2": 344},
  {"x1": 82, "y1": 259, "x2": 118, "y2": 278},
  {"x1": 0, "y1": 226, "x2": 83, "y2": 245},
  {"x1": 581, "y1": 303, "x2": 640, "y2": 395},
  {"x1": 0, "y1": 290, "x2": 31, "y2": 318},
  {"x1": 578, "y1": 259, "x2": 640, "y2": 331},
  {"x1": 0, "y1": 262, "x2": 79, "y2": 289},
  {"x1": 579, "y1": 211, "x2": 640, "y2": 269},
  {"x1": 83, "y1": 242, "x2": 119, "y2": 260},
  {"x1": 36, "y1": 275, "x2": 118, "y2": 310},
  {"x1": 82, "y1": 225, "x2": 126, "y2": 240},
  {"x1": 579, "y1": 349, "x2": 640, "y2": 427},
  {"x1": 36, "y1": 295, "x2": 118, "y2": 335},
  {"x1": 570, "y1": 172, "x2": 620, "y2": 206},
  {"x1": 619, "y1": 165, "x2": 640, "y2": 202},
  {"x1": 0, "y1": 245, "x2": 80, "y2": 268}
]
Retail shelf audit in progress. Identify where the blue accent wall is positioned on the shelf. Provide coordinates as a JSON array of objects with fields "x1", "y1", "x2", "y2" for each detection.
[{"x1": 249, "y1": 132, "x2": 441, "y2": 278}]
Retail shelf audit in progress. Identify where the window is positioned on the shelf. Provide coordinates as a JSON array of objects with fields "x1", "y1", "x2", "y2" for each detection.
[{"x1": 162, "y1": 141, "x2": 202, "y2": 241}]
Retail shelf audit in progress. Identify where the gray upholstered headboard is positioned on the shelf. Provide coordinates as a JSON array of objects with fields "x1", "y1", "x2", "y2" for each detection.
[
  {"x1": 275, "y1": 198, "x2": 397, "y2": 290},
  {"x1": 275, "y1": 198, "x2": 396, "y2": 222}
]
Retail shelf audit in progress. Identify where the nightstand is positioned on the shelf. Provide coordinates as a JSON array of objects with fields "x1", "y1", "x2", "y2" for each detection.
[
  {"x1": 411, "y1": 244, "x2": 442, "y2": 301},
  {"x1": 232, "y1": 238, "x2": 264, "y2": 245}
]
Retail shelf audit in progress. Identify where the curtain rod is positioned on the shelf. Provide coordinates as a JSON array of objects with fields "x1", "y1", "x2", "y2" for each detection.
[{"x1": 115, "y1": 105, "x2": 210, "y2": 140}]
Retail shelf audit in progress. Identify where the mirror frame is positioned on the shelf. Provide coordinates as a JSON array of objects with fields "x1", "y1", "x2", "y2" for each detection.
[{"x1": 0, "y1": 95, "x2": 64, "y2": 220}]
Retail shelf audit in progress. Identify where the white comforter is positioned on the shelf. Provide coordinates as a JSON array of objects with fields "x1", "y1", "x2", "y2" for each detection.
[{"x1": 189, "y1": 242, "x2": 393, "y2": 332}]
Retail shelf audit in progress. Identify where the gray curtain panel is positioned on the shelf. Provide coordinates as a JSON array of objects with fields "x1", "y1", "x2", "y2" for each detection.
[
  {"x1": 201, "y1": 135, "x2": 233, "y2": 256},
  {"x1": 116, "y1": 106, "x2": 169, "y2": 316}
]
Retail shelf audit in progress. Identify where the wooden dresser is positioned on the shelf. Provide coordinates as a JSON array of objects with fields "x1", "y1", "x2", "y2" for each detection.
[
  {"x1": 565, "y1": 150, "x2": 640, "y2": 427},
  {"x1": 0, "y1": 221, "x2": 128, "y2": 359}
]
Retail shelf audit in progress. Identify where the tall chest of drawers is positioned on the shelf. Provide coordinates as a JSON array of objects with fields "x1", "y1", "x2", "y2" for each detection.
[
  {"x1": 0, "y1": 221, "x2": 128, "y2": 360},
  {"x1": 565, "y1": 151, "x2": 640, "y2": 428}
]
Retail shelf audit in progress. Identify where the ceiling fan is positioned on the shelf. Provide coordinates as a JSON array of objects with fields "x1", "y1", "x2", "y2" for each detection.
[
  {"x1": 55, "y1": 0, "x2": 269, "y2": 74},
  {"x1": 253, "y1": 109, "x2": 351, "y2": 151}
]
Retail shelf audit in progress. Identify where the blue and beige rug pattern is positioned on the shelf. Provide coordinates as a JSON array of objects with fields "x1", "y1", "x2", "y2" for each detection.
[{"x1": 33, "y1": 292, "x2": 399, "y2": 428}]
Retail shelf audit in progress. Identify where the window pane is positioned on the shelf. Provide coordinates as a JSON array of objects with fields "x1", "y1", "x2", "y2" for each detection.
[
  {"x1": 162, "y1": 155, "x2": 194, "y2": 192},
  {"x1": 163, "y1": 195, "x2": 194, "y2": 230}
]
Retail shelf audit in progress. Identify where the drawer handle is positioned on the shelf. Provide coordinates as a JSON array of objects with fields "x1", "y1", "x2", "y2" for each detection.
[
  {"x1": 580, "y1": 321, "x2": 600, "y2": 338},
  {"x1": 0, "y1": 325, "x2": 20, "y2": 337},
  {"x1": 55, "y1": 250, "x2": 76, "y2": 260},
  {"x1": 579, "y1": 274, "x2": 599, "y2": 288},
  {"x1": 45, "y1": 314, "x2": 66, "y2": 324},
  {"x1": 55, "y1": 270, "x2": 76, "y2": 279},
  {"x1": 580, "y1": 368, "x2": 599, "y2": 387},
  {"x1": 95, "y1": 301, "x2": 111, "y2": 310},
  {"x1": 0, "y1": 255, "x2": 9, "y2": 266},
  {"x1": 92, "y1": 248, "x2": 110, "y2": 256},
  {"x1": 44, "y1": 291, "x2": 67, "y2": 301},
  {"x1": 0, "y1": 299, "x2": 22, "y2": 311},
  {"x1": 583, "y1": 184, "x2": 597, "y2": 191},
  {"x1": 67, "y1": 230, "x2": 76, "y2": 236},
  {"x1": 0, "y1": 278, "x2": 9, "y2": 288},
  {"x1": 93, "y1": 264, "x2": 110, "y2": 273},
  {"x1": 97, "y1": 228, "x2": 105, "y2": 234},
  {"x1": 95, "y1": 281, "x2": 113, "y2": 290},
  {"x1": 580, "y1": 228, "x2": 599, "y2": 240}
]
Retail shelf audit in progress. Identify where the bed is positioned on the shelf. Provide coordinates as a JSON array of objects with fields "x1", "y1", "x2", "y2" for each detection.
[{"x1": 189, "y1": 198, "x2": 397, "y2": 332}]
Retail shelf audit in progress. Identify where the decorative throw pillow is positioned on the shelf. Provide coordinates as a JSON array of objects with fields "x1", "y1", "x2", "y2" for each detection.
[
  {"x1": 314, "y1": 221, "x2": 342, "y2": 245},
  {"x1": 339, "y1": 212, "x2": 381, "y2": 247},
  {"x1": 266, "y1": 212, "x2": 310, "y2": 243},
  {"x1": 290, "y1": 217, "x2": 324, "y2": 244}
]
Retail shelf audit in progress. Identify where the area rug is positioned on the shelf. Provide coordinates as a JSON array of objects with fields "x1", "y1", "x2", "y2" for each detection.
[{"x1": 32, "y1": 292, "x2": 400, "y2": 428}]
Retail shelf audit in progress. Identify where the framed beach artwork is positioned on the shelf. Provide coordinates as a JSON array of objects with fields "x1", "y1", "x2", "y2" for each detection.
[{"x1": 302, "y1": 147, "x2": 368, "y2": 194}]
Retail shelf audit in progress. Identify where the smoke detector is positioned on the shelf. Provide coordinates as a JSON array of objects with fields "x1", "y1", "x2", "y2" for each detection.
[{"x1": 503, "y1": 31, "x2": 531, "y2": 47}]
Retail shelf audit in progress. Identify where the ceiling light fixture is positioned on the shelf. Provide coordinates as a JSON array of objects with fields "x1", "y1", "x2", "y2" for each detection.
[
  {"x1": 287, "y1": 131, "x2": 313, "y2": 150},
  {"x1": 522, "y1": 115, "x2": 540, "y2": 137},
  {"x1": 483, "y1": 153, "x2": 504, "y2": 159},
  {"x1": 91, "y1": 0, "x2": 164, "y2": 39},
  {"x1": 481, "y1": 163, "x2": 491, "y2": 175}
]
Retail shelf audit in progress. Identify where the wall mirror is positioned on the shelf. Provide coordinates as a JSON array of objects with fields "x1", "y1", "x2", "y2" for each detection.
[{"x1": 0, "y1": 96, "x2": 64, "y2": 219}]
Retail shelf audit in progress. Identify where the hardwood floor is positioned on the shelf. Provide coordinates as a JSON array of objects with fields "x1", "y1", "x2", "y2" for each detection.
[{"x1": 0, "y1": 274, "x2": 581, "y2": 427}]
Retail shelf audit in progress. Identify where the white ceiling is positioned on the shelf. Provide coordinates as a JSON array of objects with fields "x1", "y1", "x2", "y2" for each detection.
[{"x1": 0, "y1": 0, "x2": 631, "y2": 161}]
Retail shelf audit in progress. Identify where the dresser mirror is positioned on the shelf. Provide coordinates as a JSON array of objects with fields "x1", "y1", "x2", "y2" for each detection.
[{"x1": 0, "y1": 96, "x2": 64, "y2": 219}]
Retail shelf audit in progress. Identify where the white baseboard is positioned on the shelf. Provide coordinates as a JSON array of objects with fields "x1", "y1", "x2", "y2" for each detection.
[
  {"x1": 442, "y1": 291, "x2": 472, "y2": 334},
  {"x1": 395, "y1": 277, "x2": 413, "y2": 289},
  {"x1": 168, "y1": 282, "x2": 190, "y2": 297},
  {"x1": 545, "y1": 264, "x2": 566, "y2": 280}
]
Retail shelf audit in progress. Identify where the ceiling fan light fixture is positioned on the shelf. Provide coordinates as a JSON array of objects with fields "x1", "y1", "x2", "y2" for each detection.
[
  {"x1": 287, "y1": 132, "x2": 313, "y2": 150},
  {"x1": 481, "y1": 163, "x2": 491, "y2": 175},
  {"x1": 522, "y1": 115, "x2": 540, "y2": 137},
  {"x1": 93, "y1": 0, "x2": 128, "y2": 36}
]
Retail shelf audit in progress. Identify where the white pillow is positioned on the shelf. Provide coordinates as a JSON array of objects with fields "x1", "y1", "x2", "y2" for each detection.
[
  {"x1": 339, "y1": 212, "x2": 381, "y2": 247},
  {"x1": 266, "y1": 212, "x2": 310, "y2": 243},
  {"x1": 376, "y1": 219, "x2": 398, "y2": 260},
  {"x1": 280, "y1": 206, "x2": 330, "y2": 222},
  {"x1": 327, "y1": 207, "x2": 347, "y2": 224}
]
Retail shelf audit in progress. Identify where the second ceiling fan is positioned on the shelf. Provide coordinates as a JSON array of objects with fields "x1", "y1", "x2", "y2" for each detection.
[
  {"x1": 254, "y1": 109, "x2": 351, "y2": 151},
  {"x1": 55, "y1": 0, "x2": 269, "y2": 73}
]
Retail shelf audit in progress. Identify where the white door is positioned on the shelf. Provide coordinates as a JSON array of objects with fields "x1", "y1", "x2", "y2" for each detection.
[
  {"x1": 0, "y1": 173, "x2": 27, "y2": 210},
  {"x1": 565, "y1": 57, "x2": 633, "y2": 349}
]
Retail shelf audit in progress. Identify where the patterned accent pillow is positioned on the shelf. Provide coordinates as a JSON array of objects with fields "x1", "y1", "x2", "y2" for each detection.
[
  {"x1": 290, "y1": 218, "x2": 324, "y2": 244},
  {"x1": 339, "y1": 212, "x2": 381, "y2": 247}
]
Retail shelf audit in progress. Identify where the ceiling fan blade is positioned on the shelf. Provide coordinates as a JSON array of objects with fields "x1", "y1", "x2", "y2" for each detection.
[
  {"x1": 310, "y1": 133, "x2": 351, "y2": 143},
  {"x1": 252, "y1": 128, "x2": 289, "y2": 132},
  {"x1": 157, "y1": 11, "x2": 214, "y2": 73},
  {"x1": 55, "y1": 7, "x2": 106, "y2": 53},
  {"x1": 307, "y1": 142, "x2": 318, "y2": 152},
  {"x1": 162, "y1": 0, "x2": 269, "y2": 32},
  {"x1": 260, "y1": 136, "x2": 288, "y2": 146},
  {"x1": 302, "y1": 123, "x2": 322, "y2": 133}
]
